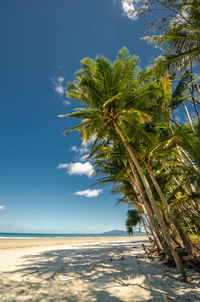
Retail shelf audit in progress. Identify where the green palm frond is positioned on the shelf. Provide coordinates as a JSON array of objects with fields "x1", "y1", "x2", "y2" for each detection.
[
  {"x1": 59, "y1": 108, "x2": 100, "y2": 119},
  {"x1": 170, "y1": 71, "x2": 192, "y2": 109},
  {"x1": 121, "y1": 109, "x2": 152, "y2": 125},
  {"x1": 95, "y1": 56, "x2": 113, "y2": 98},
  {"x1": 143, "y1": 22, "x2": 200, "y2": 71},
  {"x1": 175, "y1": 128, "x2": 200, "y2": 168}
]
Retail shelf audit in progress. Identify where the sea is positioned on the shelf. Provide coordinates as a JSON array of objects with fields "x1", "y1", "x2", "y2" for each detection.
[
  {"x1": 0, "y1": 231, "x2": 145, "y2": 239},
  {"x1": 0, "y1": 233, "x2": 103, "y2": 239}
]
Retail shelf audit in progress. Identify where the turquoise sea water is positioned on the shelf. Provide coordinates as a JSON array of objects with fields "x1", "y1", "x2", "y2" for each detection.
[
  {"x1": 0, "y1": 232, "x2": 145, "y2": 239},
  {"x1": 0, "y1": 233, "x2": 103, "y2": 239}
]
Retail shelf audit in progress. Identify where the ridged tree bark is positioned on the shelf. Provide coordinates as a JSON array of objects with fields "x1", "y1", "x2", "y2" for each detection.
[
  {"x1": 114, "y1": 121, "x2": 190, "y2": 282},
  {"x1": 123, "y1": 159, "x2": 164, "y2": 252},
  {"x1": 147, "y1": 167, "x2": 197, "y2": 258},
  {"x1": 127, "y1": 163, "x2": 167, "y2": 255}
]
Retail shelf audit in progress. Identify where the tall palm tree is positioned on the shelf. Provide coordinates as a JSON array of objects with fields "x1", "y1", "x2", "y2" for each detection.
[
  {"x1": 59, "y1": 48, "x2": 190, "y2": 281},
  {"x1": 143, "y1": 0, "x2": 200, "y2": 71},
  {"x1": 93, "y1": 141, "x2": 169, "y2": 254}
]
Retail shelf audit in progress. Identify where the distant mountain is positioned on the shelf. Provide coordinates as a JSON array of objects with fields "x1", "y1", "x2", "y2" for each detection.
[
  {"x1": 100, "y1": 229, "x2": 146, "y2": 236},
  {"x1": 100, "y1": 230, "x2": 128, "y2": 236}
]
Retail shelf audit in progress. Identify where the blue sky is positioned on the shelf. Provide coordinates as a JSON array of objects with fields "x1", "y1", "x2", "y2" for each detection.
[{"x1": 0, "y1": 0, "x2": 160, "y2": 233}]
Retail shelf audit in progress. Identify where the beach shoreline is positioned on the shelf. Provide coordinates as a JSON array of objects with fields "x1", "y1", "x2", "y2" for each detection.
[
  {"x1": 0, "y1": 236, "x2": 199, "y2": 301},
  {"x1": 0, "y1": 236, "x2": 144, "y2": 251}
]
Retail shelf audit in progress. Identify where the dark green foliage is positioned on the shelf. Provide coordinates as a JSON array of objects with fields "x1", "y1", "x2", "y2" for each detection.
[
  {"x1": 125, "y1": 209, "x2": 142, "y2": 236},
  {"x1": 59, "y1": 35, "x2": 200, "y2": 272}
]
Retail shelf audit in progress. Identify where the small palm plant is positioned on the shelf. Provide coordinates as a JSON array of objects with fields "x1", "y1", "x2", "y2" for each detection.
[{"x1": 126, "y1": 209, "x2": 142, "y2": 236}]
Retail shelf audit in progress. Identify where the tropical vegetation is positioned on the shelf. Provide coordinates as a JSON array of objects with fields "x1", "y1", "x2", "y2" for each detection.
[
  {"x1": 125, "y1": 209, "x2": 142, "y2": 235},
  {"x1": 59, "y1": 0, "x2": 200, "y2": 282}
]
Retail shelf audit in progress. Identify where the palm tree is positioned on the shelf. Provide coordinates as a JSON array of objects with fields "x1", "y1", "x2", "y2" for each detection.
[
  {"x1": 59, "y1": 48, "x2": 190, "y2": 281},
  {"x1": 143, "y1": 1, "x2": 200, "y2": 128},
  {"x1": 126, "y1": 209, "x2": 142, "y2": 235},
  {"x1": 143, "y1": 0, "x2": 200, "y2": 71},
  {"x1": 93, "y1": 142, "x2": 169, "y2": 254}
]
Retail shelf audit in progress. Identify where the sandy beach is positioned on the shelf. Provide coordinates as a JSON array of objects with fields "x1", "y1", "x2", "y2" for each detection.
[{"x1": 0, "y1": 236, "x2": 199, "y2": 302}]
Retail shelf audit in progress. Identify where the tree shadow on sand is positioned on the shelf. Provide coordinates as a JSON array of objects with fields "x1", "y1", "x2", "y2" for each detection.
[{"x1": 0, "y1": 241, "x2": 199, "y2": 301}]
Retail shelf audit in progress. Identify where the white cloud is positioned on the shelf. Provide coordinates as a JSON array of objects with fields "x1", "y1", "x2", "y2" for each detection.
[
  {"x1": 0, "y1": 205, "x2": 5, "y2": 211},
  {"x1": 74, "y1": 189, "x2": 103, "y2": 198},
  {"x1": 57, "y1": 163, "x2": 69, "y2": 169},
  {"x1": 62, "y1": 100, "x2": 71, "y2": 106},
  {"x1": 52, "y1": 76, "x2": 65, "y2": 96},
  {"x1": 121, "y1": 0, "x2": 138, "y2": 20},
  {"x1": 173, "y1": 11, "x2": 188, "y2": 24},
  {"x1": 57, "y1": 76, "x2": 64, "y2": 82},
  {"x1": 80, "y1": 154, "x2": 89, "y2": 161},
  {"x1": 57, "y1": 161, "x2": 94, "y2": 177},
  {"x1": 83, "y1": 134, "x2": 97, "y2": 146},
  {"x1": 71, "y1": 146, "x2": 89, "y2": 154},
  {"x1": 56, "y1": 86, "x2": 64, "y2": 95},
  {"x1": 119, "y1": 0, "x2": 147, "y2": 20}
]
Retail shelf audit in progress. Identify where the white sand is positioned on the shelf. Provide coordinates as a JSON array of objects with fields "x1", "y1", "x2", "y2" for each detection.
[{"x1": 0, "y1": 236, "x2": 199, "y2": 301}]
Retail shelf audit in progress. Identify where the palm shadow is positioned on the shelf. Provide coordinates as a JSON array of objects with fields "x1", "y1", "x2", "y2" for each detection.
[{"x1": 1, "y1": 240, "x2": 199, "y2": 301}]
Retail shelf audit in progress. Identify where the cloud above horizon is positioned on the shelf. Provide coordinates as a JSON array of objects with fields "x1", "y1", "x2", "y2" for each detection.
[
  {"x1": 116, "y1": 0, "x2": 146, "y2": 20},
  {"x1": 71, "y1": 146, "x2": 89, "y2": 154},
  {"x1": 62, "y1": 100, "x2": 71, "y2": 106},
  {"x1": 52, "y1": 76, "x2": 65, "y2": 96},
  {"x1": 121, "y1": 0, "x2": 138, "y2": 20},
  {"x1": 74, "y1": 189, "x2": 103, "y2": 198},
  {"x1": 80, "y1": 154, "x2": 89, "y2": 161},
  {"x1": 57, "y1": 162, "x2": 94, "y2": 177},
  {"x1": 0, "y1": 205, "x2": 5, "y2": 211}
]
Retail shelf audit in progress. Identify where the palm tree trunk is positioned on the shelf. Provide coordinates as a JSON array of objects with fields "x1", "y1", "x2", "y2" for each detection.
[
  {"x1": 183, "y1": 103, "x2": 195, "y2": 133},
  {"x1": 140, "y1": 213, "x2": 151, "y2": 237},
  {"x1": 114, "y1": 121, "x2": 190, "y2": 282},
  {"x1": 147, "y1": 167, "x2": 196, "y2": 258},
  {"x1": 127, "y1": 162, "x2": 168, "y2": 255}
]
